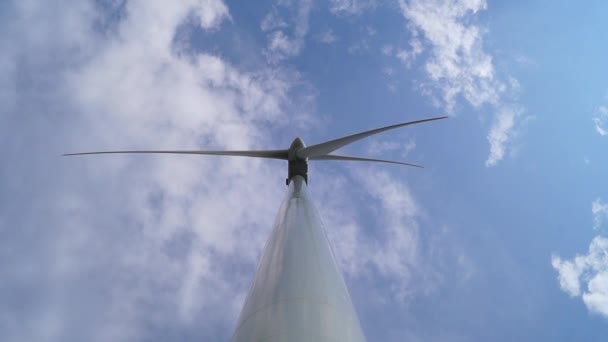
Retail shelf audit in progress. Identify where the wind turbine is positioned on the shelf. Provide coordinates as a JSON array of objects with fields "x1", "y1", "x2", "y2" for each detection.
[{"x1": 64, "y1": 115, "x2": 447, "y2": 341}]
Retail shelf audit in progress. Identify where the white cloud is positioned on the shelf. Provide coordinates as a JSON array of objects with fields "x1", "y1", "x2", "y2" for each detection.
[
  {"x1": 0, "y1": 1, "x2": 312, "y2": 341},
  {"x1": 196, "y1": 0, "x2": 230, "y2": 29},
  {"x1": 593, "y1": 106, "x2": 608, "y2": 136},
  {"x1": 552, "y1": 199, "x2": 608, "y2": 318},
  {"x1": 552, "y1": 237, "x2": 608, "y2": 317},
  {"x1": 399, "y1": 0, "x2": 498, "y2": 111},
  {"x1": 551, "y1": 255, "x2": 584, "y2": 296},
  {"x1": 398, "y1": 0, "x2": 523, "y2": 166}
]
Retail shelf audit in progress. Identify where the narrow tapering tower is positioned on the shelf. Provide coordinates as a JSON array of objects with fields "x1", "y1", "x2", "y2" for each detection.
[{"x1": 231, "y1": 176, "x2": 366, "y2": 341}]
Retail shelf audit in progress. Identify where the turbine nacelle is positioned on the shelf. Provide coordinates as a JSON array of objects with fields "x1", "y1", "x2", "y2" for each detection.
[
  {"x1": 63, "y1": 116, "x2": 448, "y2": 185},
  {"x1": 287, "y1": 137, "x2": 307, "y2": 185}
]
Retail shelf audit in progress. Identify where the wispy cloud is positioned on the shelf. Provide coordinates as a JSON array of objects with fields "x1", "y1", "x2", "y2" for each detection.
[
  {"x1": 318, "y1": 28, "x2": 339, "y2": 44},
  {"x1": 329, "y1": 0, "x2": 377, "y2": 16},
  {"x1": 366, "y1": 137, "x2": 416, "y2": 158},
  {"x1": 398, "y1": 0, "x2": 524, "y2": 167},
  {"x1": 513, "y1": 53, "x2": 535, "y2": 67},
  {"x1": 314, "y1": 166, "x2": 472, "y2": 303},
  {"x1": 347, "y1": 25, "x2": 377, "y2": 55},
  {"x1": 382, "y1": 39, "x2": 423, "y2": 69},
  {"x1": 593, "y1": 198, "x2": 608, "y2": 230},
  {"x1": 593, "y1": 106, "x2": 608, "y2": 136},
  {"x1": 317, "y1": 169, "x2": 425, "y2": 301},
  {"x1": 552, "y1": 198, "x2": 608, "y2": 318},
  {"x1": 261, "y1": 0, "x2": 314, "y2": 62},
  {"x1": 486, "y1": 105, "x2": 524, "y2": 166},
  {"x1": 395, "y1": 44, "x2": 422, "y2": 68}
]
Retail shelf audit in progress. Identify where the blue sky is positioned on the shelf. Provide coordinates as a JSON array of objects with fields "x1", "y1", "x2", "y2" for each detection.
[{"x1": 1, "y1": 0, "x2": 608, "y2": 341}]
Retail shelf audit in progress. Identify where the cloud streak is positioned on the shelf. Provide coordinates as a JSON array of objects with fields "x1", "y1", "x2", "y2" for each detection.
[{"x1": 594, "y1": 106, "x2": 608, "y2": 136}]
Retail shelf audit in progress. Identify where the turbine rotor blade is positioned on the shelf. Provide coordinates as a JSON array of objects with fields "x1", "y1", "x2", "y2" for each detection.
[
  {"x1": 296, "y1": 116, "x2": 447, "y2": 158},
  {"x1": 309, "y1": 154, "x2": 423, "y2": 168},
  {"x1": 62, "y1": 149, "x2": 289, "y2": 160}
]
